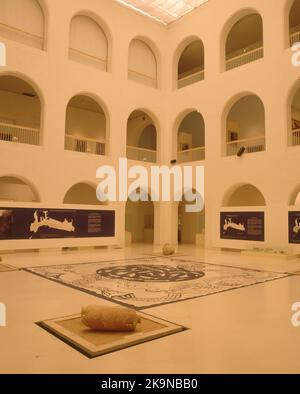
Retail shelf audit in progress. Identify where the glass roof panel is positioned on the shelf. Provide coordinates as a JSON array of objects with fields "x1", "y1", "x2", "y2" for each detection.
[{"x1": 115, "y1": 0, "x2": 209, "y2": 25}]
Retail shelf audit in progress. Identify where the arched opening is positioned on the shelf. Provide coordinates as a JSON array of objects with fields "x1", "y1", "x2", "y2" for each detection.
[
  {"x1": 69, "y1": 14, "x2": 108, "y2": 71},
  {"x1": 225, "y1": 13, "x2": 263, "y2": 71},
  {"x1": 128, "y1": 39, "x2": 158, "y2": 88},
  {"x1": 127, "y1": 110, "x2": 157, "y2": 163},
  {"x1": 0, "y1": 75, "x2": 41, "y2": 146},
  {"x1": 65, "y1": 95, "x2": 107, "y2": 156},
  {"x1": 223, "y1": 184, "x2": 266, "y2": 207},
  {"x1": 290, "y1": 84, "x2": 300, "y2": 146},
  {"x1": 291, "y1": 191, "x2": 300, "y2": 205},
  {"x1": 178, "y1": 190, "x2": 205, "y2": 246},
  {"x1": 0, "y1": 176, "x2": 39, "y2": 202},
  {"x1": 290, "y1": 0, "x2": 300, "y2": 46},
  {"x1": 125, "y1": 190, "x2": 154, "y2": 245},
  {"x1": 177, "y1": 111, "x2": 205, "y2": 163},
  {"x1": 63, "y1": 183, "x2": 102, "y2": 205},
  {"x1": 289, "y1": 184, "x2": 300, "y2": 205},
  {"x1": 225, "y1": 94, "x2": 265, "y2": 156},
  {"x1": 0, "y1": 0, "x2": 45, "y2": 50},
  {"x1": 177, "y1": 39, "x2": 204, "y2": 89}
]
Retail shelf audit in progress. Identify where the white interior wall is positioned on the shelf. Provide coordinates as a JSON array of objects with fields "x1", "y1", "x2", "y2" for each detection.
[
  {"x1": 167, "y1": 0, "x2": 300, "y2": 252},
  {"x1": 0, "y1": 0, "x2": 168, "y2": 250},
  {"x1": 0, "y1": 0, "x2": 300, "y2": 252}
]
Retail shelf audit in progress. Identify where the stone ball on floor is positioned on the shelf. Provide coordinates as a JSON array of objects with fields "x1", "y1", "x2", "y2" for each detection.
[{"x1": 162, "y1": 243, "x2": 175, "y2": 256}]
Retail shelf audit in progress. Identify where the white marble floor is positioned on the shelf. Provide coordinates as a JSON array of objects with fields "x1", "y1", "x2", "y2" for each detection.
[{"x1": 1, "y1": 245, "x2": 300, "y2": 374}]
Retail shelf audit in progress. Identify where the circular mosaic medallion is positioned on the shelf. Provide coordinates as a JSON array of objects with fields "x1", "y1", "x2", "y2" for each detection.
[{"x1": 96, "y1": 264, "x2": 205, "y2": 283}]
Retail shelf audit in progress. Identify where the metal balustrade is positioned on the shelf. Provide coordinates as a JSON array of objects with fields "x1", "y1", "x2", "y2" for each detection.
[
  {"x1": 226, "y1": 136, "x2": 265, "y2": 156},
  {"x1": 65, "y1": 134, "x2": 105, "y2": 156},
  {"x1": 0, "y1": 122, "x2": 40, "y2": 146},
  {"x1": 178, "y1": 69, "x2": 204, "y2": 89},
  {"x1": 126, "y1": 145, "x2": 157, "y2": 163},
  {"x1": 226, "y1": 46, "x2": 264, "y2": 71},
  {"x1": 177, "y1": 146, "x2": 205, "y2": 163},
  {"x1": 292, "y1": 129, "x2": 300, "y2": 146}
]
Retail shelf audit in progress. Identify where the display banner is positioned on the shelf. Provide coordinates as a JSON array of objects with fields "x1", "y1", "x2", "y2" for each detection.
[
  {"x1": 288, "y1": 211, "x2": 300, "y2": 244},
  {"x1": 220, "y1": 212, "x2": 264, "y2": 241},
  {"x1": 0, "y1": 208, "x2": 115, "y2": 240}
]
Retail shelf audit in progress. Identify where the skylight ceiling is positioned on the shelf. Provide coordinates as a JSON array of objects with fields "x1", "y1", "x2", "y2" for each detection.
[{"x1": 115, "y1": 0, "x2": 209, "y2": 25}]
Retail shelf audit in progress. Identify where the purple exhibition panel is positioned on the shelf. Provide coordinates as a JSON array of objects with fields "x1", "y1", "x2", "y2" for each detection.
[
  {"x1": 0, "y1": 208, "x2": 115, "y2": 240},
  {"x1": 288, "y1": 212, "x2": 300, "y2": 244},
  {"x1": 220, "y1": 212, "x2": 265, "y2": 242}
]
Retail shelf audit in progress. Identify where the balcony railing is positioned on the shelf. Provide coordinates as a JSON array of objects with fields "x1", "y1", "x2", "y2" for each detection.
[
  {"x1": 0, "y1": 21, "x2": 43, "y2": 49},
  {"x1": 290, "y1": 26, "x2": 300, "y2": 46},
  {"x1": 292, "y1": 128, "x2": 300, "y2": 146},
  {"x1": 177, "y1": 146, "x2": 205, "y2": 163},
  {"x1": 128, "y1": 69, "x2": 157, "y2": 88},
  {"x1": 227, "y1": 135, "x2": 265, "y2": 156},
  {"x1": 0, "y1": 122, "x2": 40, "y2": 146},
  {"x1": 69, "y1": 48, "x2": 107, "y2": 71},
  {"x1": 178, "y1": 68, "x2": 204, "y2": 89},
  {"x1": 65, "y1": 134, "x2": 105, "y2": 155},
  {"x1": 127, "y1": 145, "x2": 157, "y2": 163},
  {"x1": 226, "y1": 45, "x2": 264, "y2": 71}
]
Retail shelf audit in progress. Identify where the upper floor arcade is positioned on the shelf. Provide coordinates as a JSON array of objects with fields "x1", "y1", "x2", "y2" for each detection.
[{"x1": 0, "y1": 0, "x2": 299, "y2": 92}]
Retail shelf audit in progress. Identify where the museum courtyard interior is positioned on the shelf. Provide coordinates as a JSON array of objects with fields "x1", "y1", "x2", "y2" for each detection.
[{"x1": 1, "y1": 0, "x2": 300, "y2": 374}]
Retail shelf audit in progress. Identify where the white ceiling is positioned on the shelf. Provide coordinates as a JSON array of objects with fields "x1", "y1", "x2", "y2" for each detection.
[{"x1": 115, "y1": 0, "x2": 209, "y2": 25}]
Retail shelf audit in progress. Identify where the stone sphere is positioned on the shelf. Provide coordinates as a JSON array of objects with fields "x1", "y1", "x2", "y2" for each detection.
[{"x1": 162, "y1": 243, "x2": 175, "y2": 256}]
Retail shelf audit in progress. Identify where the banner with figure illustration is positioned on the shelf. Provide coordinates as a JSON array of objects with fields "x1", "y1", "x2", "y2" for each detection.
[
  {"x1": 0, "y1": 208, "x2": 115, "y2": 240},
  {"x1": 220, "y1": 212, "x2": 265, "y2": 241},
  {"x1": 288, "y1": 212, "x2": 300, "y2": 244}
]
